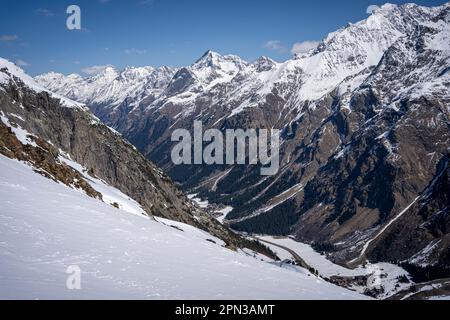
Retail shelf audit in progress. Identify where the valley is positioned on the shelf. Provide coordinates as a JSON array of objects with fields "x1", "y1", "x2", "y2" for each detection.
[
  {"x1": 36, "y1": 2, "x2": 450, "y2": 274},
  {"x1": 0, "y1": 1, "x2": 449, "y2": 301}
]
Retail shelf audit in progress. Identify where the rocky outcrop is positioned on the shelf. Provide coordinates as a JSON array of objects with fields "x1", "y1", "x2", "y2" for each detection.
[{"x1": 0, "y1": 121, "x2": 102, "y2": 200}]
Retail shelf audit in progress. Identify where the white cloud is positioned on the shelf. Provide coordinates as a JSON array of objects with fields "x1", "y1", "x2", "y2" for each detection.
[
  {"x1": 36, "y1": 8, "x2": 54, "y2": 17},
  {"x1": 291, "y1": 40, "x2": 320, "y2": 55},
  {"x1": 263, "y1": 40, "x2": 286, "y2": 53},
  {"x1": 82, "y1": 65, "x2": 114, "y2": 75},
  {"x1": 366, "y1": 5, "x2": 380, "y2": 14},
  {"x1": 15, "y1": 59, "x2": 29, "y2": 67},
  {"x1": 124, "y1": 48, "x2": 147, "y2": 55},
  {"x1": 0, "y1": 35, "x2": 18, "y2": 42}
]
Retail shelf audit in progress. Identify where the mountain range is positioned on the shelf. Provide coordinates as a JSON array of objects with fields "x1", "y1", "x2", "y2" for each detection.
[
  {"x1": 0, "y1": 2, "x2": 446, "y2": 297},
  {"x1": 35, "y1": 2, "x2": 450, "y2": 275}
]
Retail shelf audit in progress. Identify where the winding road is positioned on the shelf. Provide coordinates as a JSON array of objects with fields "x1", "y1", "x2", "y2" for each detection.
[{"x1": 254, "y1": 237, "x2": 316, "y2": 273}]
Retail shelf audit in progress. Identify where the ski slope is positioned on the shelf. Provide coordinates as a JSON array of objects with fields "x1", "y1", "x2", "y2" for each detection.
[{"x1": 0, "y1": 155, "x2": 366, "y2": 299}]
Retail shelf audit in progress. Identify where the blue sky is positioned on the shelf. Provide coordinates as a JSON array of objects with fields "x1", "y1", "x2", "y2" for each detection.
[{"x1": 0, "y1": 0, "x2": 446, "y2": 75}]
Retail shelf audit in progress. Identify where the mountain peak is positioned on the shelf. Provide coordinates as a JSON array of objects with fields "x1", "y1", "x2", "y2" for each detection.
[
  {"x1": 379, "y1": 3, "x2": 398, "y2": 12},
  {"x1": 202, "y1": 49, "x2": 220, "y2": 57},
  {"x1": 0, "y1": 57, "x2": 35, "y2": 86},
  {"x1": 98, "y1": 66, "x2": 118, "y2": 75},
  {"x1": 193, "y1": 50, "x2": 224, "y2": 68},
  {"x1": 254, "y1": 56, "x2": 277, "y2": 72},
  {"x1": 89, "y1": 66, "x2": 119, "y2": 82}
]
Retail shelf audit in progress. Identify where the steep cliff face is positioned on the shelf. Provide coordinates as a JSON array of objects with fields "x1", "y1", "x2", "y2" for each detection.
[
  {"x1": 35, "y1": 3, "x2": 450, "y2": 269},
  {"x1": 1, "y1": 60, "x2": 190, "y2": 221},
  {"x1": 0, "y1": 58, "x2": 276, "y2": 258},
  {"x1": 292, "y1": 14, "x2": 450, "y2": 266}
]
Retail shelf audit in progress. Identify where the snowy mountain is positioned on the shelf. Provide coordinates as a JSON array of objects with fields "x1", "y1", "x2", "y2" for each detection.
[
  {"x1": 0, "y1": 57, "x2": 374, "y2": 299},
  {"x1": 0, "y1": 155, "x2": 369, "y2": 299},
  {"x1": 36, "y1": 65, "x2": 177, "y2": 110},
  {"x1": 36, "y1": 4, "x2": 448, "y2": 118},
  {"x1": 0, "y1": 57, "x2": 279, "y2": 259},
  {"x1": 34, "y1": 2, "x2": 450, "y2": 277}
]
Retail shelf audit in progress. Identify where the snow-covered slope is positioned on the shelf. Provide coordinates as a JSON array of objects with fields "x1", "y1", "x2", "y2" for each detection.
[
  {"x1": 0, "y1": 58, "x2": 84, "y2": 109},
  {"x1": 0, "y1": 155, "x2": 366, "y2": 299}
]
